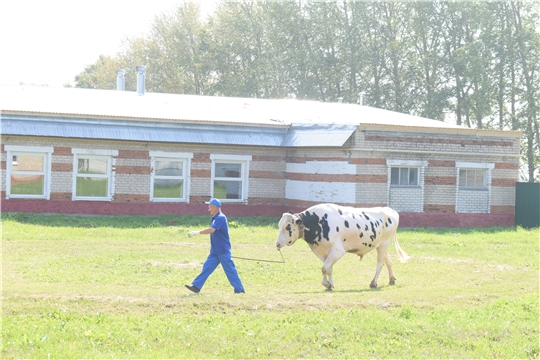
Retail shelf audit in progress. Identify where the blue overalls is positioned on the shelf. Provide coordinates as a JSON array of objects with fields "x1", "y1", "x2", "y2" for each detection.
[{"x1": 191, "y1": 211, "x2": 245, "y2": 293}]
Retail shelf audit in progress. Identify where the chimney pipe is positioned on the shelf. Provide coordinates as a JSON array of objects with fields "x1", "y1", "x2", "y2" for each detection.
[
  {"x1": 136, "y1": 65, "x2": 146, "y2": 96},
  {"x1": 116, "y1": 69, "x2": 125, "y2": 91},
  {"x1": 359, "y1": 92, "x2": 365, "y2": 106}
]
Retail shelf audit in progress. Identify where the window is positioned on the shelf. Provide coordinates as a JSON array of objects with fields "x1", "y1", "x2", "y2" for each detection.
[
  {"x1": 5, "y1": 145, "x2": 52, "y2": 199},
  {"x1": 456, "y1": 162, "x2": 494, "y2": 190},
  {"x1": 459, "y1": 169, "x2": 486, "y2": 188},
  {"x1": 210, "y1": 154, "x2": 251, "y2": 201},
  {"x1": 72, "y1": 149, "x2": 118, "y2": 201},
  {"x1": 150, "y1": 151, "x2": 193, "y2": 202},
  {"x1": 390, "y1": 167, "x2": 419, "y2": 186}
]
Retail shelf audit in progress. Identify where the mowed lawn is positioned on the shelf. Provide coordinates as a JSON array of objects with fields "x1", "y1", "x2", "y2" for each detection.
[{"x1": 2, "y1": 213, "x2": 539, "y2": 359}]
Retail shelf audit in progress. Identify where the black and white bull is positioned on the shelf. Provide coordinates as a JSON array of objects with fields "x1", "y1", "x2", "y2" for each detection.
[{"x1": 275, "y1": 203, "x2": 409, "y2": 290}]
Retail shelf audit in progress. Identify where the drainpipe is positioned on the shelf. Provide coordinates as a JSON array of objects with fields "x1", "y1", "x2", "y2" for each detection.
[
  {"x1": 136, "y1": 65, "x2": 146, "y2": 96},
  {"x1": 116, "y1": 69, "x2": 125, "y2": 91}
]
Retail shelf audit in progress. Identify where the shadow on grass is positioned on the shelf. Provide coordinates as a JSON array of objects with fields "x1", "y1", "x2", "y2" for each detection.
[{"x1": 1, "y1": 212, "x2": 281, "y2": 229}]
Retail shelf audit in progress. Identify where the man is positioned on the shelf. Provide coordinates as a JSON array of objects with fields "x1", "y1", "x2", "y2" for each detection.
[{"x1": 185, "y1": 198, "x2": 245, "y2": 294}]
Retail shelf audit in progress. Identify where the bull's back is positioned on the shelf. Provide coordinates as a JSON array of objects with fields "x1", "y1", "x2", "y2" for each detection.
[{"x1": 305, "y1": 204, "x2": 399, "y2": 255}]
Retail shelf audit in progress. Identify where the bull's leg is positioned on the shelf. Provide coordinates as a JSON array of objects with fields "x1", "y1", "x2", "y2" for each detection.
[
  {"x1": 321, "y1": 248, "x2": 345, "y2": 291},
  {"x1": 370, "y1": 243, "x2": 390, "y2": 289},
  {"x1": 385, "y1": 253, "x2": 396, "y2": 285}
]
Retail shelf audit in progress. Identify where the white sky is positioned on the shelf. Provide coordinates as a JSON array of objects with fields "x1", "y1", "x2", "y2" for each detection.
[{"x1": 0, "y1": 1, "x2": 216, "y2": 87}]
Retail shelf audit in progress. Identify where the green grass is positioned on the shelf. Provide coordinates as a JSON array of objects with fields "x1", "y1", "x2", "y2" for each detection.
[{"x1": 2, "y1": 213, "x2": 539, "y2": 359}]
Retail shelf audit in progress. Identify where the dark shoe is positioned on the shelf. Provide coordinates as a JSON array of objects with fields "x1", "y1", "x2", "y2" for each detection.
[
  {"x1": 185, "y1": 284, "x2": 200, "y2": 293},
  {"x1": 235, "y1": 290, "x2": 245, "y2": 294}
]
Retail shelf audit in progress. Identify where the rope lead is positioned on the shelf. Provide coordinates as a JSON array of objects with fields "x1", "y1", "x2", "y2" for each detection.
[{"x1": 232, "y1": 248, "x2": 285, "y2": 264}]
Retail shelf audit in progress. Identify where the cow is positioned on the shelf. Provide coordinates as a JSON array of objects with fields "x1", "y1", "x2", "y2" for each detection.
[{"x1": 275, "y1": 203, "x2": 409, "y2": 291}]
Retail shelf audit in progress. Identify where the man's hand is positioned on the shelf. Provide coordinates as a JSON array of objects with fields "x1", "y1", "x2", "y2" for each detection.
[{"x1": 188, "y1": 231, "x2": 200, "y2": 237}]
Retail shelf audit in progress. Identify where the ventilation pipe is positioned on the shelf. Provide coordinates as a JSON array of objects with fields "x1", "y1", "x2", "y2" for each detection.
[
  {"x1": 359, "y1": 92, "x2": 365, "y2": 106},
  {"x1": 136, "y1": 65, "x2": 146, "y2": 96},
  {"x1": 116, "y1": 69, "x2": 125, "y2": 91}
]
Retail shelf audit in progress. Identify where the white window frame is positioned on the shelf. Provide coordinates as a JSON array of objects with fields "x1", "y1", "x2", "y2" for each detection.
[
  {"x1": 72, "y1": 149, "x2": 118, "y2": 201},
  {"x1": 5, "y1": 145, "x2": 53, "y2": 199},
  {"x1": 455, "y1": 162, "x2": 494, "y2": 213},
  {"x1": 456, "y1": 162, "x2": 494, "y2": 190},
  {"x1": 390, "y1": 167, "x2": 420, "y2": 187},
  {"x1": 387, "y1": 160, "x2": 426, "y2": 188},
  {"x1": 149, "y1": 151, "x2": 193, "y2": 203},
  {"x1": 210, "y1": 154, "x2": 252, "y2": 203}
]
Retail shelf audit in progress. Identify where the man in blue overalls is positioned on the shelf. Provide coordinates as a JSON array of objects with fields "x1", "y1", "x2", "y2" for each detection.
[{"x1": 185, "y1": 198, "x2": 245, "y2": 294}]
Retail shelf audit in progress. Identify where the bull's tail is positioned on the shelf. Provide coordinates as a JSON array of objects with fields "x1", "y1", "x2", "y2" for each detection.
[{"x1": 394, "y1": 233, "x2": 410, "y2": 263}]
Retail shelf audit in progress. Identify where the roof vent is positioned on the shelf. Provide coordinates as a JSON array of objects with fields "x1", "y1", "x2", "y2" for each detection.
[
  {"x1": 358, "y1": 92, "x2": 365, "y2": 106},
  {"x1": 116, "y1": 69, "x2": 126, "y2": 91},
  {"x1": 136, "y1": 66, "x2": 146, "y2": 96}
]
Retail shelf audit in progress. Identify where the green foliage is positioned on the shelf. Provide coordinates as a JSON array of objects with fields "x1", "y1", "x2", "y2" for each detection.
[
  {"x1": 74, "y1": 1, "x2": 539, "y2": 181},
  {"x1": 2, "y1": 213, "x2": 539, "y2": 358}
]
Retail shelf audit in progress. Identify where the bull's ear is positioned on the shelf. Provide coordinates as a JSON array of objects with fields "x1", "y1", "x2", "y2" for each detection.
[
  {"x1": 288, "y1": 210, "x2": 293, "y2": 214},
  {"x1": 295, "y1": 219, "x2": 303, "y2": 225}
]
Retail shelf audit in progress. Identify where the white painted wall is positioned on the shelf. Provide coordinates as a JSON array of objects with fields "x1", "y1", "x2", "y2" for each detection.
[
  {"x1": 286, "y1": 180, "x2": 355, "y2": 203},
  {"x1": 285, "y1": 161, "x2": 356, "y2": 203},
  {"x1": 286, "y1": 161, "x2": 356, "y2": 175}
]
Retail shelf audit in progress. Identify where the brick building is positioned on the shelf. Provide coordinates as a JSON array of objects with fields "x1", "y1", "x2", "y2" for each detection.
[{"x1": 0, "y1": 82, "x2": 522, "y2": 227}]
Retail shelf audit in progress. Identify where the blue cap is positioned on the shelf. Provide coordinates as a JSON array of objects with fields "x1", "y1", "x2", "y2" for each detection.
[{"x1": 205, "y1": 198, "x2": 222, "y2": 207}]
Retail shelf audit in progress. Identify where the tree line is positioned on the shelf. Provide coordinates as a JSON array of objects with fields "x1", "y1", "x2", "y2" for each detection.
[{"x1": 75, "y1": 1, "x2": 539, "y2": 181}]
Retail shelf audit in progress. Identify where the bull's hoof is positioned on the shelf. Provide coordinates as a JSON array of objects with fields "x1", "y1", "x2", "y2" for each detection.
[
  {"x1": 370, "y1": 282, "x2": 377, "y2": 289},
  {"x1": 389, "y1": 276, "x2": 396, "y2": 286},
  {"x1": 325, "y1": 287, "x2": 334, "y2": 292}
]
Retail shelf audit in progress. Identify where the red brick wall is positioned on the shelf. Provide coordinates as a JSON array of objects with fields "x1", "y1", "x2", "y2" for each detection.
[
  {"x1": 492, "y1": 178, "x2": 516, "y2": 187},
  {"x1": 52, "y1": 163, "x2": 71, "y2": 172},
  {"x1": 117, "y1": 150, "x2": 149, "y2": 159},
  {"x1": 114, "y1": 194, "x2": 150, "y2": 202},
  {"x1": 115, "y1": 165, "x2": 151, "y2": 175},
  {"x1": 53, "y1": 147, "x2": 72, "y2": 156},
  {"x1": 424, "y1": 176, "x2": 456, "y2": 185}
]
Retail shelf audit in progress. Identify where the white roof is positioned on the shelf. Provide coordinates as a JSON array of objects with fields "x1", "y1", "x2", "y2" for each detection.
[{"x1": 0, "y1": 84, "x2": 464, "y2": 129}]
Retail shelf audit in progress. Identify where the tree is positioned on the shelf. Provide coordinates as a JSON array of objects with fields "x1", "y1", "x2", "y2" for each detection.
[
  {"x1": 74, "y1": 55, "x2": 124, "y2": 90},
  {"x1": 73, "y1": 0, "x2": 539, "y2": 180},
  {"x1": 509, "y1": 1, "x2": 539, "y2": 182}
]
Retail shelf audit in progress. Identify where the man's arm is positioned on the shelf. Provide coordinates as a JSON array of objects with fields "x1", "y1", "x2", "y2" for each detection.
[{"x1": 188, "y1": 227, "x2": 215, "y2": 237}]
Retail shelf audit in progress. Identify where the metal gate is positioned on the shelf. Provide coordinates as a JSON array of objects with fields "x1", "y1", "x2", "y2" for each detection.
[{"x1": 515, "y1": 182, "x2": 540, "y2": 229}]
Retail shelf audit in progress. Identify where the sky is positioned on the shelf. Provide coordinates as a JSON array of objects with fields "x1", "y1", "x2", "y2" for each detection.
[{"x1": 0, "y1": 1, "x2": 216, "y2": 87}]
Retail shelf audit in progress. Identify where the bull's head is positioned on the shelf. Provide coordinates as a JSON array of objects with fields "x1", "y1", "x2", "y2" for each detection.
[{"x1": 275, "y1": 212, "x2": 305, "y2": 249}]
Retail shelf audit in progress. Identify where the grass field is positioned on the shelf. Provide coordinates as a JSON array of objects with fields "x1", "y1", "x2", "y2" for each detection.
[{"x1": 2, "y1": 212, "x2": 539, "y2": 359}]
